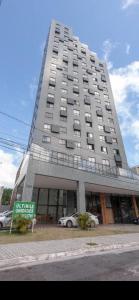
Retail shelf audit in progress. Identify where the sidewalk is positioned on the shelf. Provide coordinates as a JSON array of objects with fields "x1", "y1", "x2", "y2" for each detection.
[{"x1": 0, "y1": 233, "x2": 139, "y2": 270}]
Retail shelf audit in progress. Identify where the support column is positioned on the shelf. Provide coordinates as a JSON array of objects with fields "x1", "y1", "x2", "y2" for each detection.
[
  {"x1": 132, "y1": 195, "x2": 139, "y2": 217},
  {"x1": 77, "y1": 181, "x2": 86, "y2": 213},
  {"x1": 100, "y1": 193, "x2": 107, "y2": 224},
  {"x1": 22, "y1": 171, "x2": 35, "y2": 202}
]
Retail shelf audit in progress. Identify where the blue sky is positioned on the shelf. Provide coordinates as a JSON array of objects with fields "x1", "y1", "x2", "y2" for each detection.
[{"x1": 0, "y1": 0, "x2": 139, "y2": 187}]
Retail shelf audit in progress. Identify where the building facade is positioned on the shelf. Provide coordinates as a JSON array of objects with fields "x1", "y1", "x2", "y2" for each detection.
[
  {"x1": 131, "y1": 166, "x2": 139, "y2": 176},
  {"x1": 12, "y1": 20, "x2": 139, "y2": 224}
]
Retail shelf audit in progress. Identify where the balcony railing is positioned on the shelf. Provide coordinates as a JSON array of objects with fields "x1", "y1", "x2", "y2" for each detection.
[
  {"x1": 29, "y1": 146, "x2": 139, "y2": 181},
  {"x1": 30, "y1": 148, "x2": 118, "y2": 178}
]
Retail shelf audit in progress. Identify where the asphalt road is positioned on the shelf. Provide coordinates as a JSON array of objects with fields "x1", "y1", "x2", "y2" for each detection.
[{"x1": 1, "y1": 250, "x2": 139, "y2": 281}]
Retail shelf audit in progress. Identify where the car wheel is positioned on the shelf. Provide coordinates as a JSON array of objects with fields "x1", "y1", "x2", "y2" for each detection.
[
  {"x1": 66, "y1": 220, "x2": 73, "y2": 228},
  {"x1": 0, "y1": 222, "x2": 3, "y2": 229}
]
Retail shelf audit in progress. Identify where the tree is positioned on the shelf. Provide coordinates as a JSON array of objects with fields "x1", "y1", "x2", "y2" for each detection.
[{"x1": 1, "y1": 188, "x2": 13, "y2": 205}]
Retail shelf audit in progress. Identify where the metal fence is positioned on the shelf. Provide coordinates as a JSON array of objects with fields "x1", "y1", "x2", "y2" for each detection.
[{"x1": 31, "y1": 148, "x2": 118, "y2": 178}]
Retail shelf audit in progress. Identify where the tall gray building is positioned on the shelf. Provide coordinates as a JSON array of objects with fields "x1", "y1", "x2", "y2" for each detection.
[{"x1": 12, "y1": 20, "x2": 139, "y2": 224}]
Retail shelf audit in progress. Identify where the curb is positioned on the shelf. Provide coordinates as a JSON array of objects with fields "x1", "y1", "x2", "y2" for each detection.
[{"x1": 0, "y1": 242, "x2": 139, "y2": 271}]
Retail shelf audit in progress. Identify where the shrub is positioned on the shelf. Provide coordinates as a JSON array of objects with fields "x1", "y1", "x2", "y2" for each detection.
[
  {"x1": 77, "y1": 213, "x2": 91, "y2": 230},
  {"x1": 13, "y1": 215, "x2": 32, "y2": 234}
]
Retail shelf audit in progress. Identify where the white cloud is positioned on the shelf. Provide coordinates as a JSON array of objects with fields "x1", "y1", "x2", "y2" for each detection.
[
  {"x1": 109, "y1": 61, "x2": 139, "y2": 165},
  {"x1": 121, "y1": 0, "x2": 139, "y2": 9},
  {"x1": 126, "y1": 44, "x2": 131, "y2": 55},
  {"x1": 0, "y1": 149, "x2": 23, "y2": 188},
  {"x1": 102, "y1": 40, "x2": 114, "y2": 70},
  {"x1": 102, "y1": 40, "x2": 119, "y2": 70}
]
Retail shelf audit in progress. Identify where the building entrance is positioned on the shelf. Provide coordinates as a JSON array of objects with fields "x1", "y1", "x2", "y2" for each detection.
[
  {"x1": 32, "y1": 188, "x2": 77, "y2": 224},
  {"x1": 111, "y1": 195, "x2": 134, "y2": 223},
  {"x1": 86, "y1": 192, "x2": 102, "y2": 223}
]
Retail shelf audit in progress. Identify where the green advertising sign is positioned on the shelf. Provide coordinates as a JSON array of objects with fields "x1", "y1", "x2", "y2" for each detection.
[{"x1": 13, "y1": 201, "x2": 36, "y2": 220}]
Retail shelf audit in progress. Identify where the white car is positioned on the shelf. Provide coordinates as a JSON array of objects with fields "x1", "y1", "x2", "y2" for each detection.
[
  {"x1": 0, "y1": 210, "x2": 10, "y2": 217},
  {"x1": 0, "y1": 211, "x2": 13, "y2": 229},
  {"x1": 58, "y1": 212, "x2": 99, "y2": 228}
]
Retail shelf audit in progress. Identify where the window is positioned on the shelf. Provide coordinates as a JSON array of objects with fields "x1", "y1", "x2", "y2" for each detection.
[
  {"x1": 75, "y1": 142, "x2": 81, "y2": 149},
  {"x1": 74, "y1": 119, "x2": 80, "y2": 125},
  {"x1": 95, "y1": 98, "x2": 101, "y2": 104},
  {"x1": 49, "y1": 86, "x2": 55, "y2": 90},
  {"x1": 74, "y1": 131, "x2": 81, "y2": 137},
  {"x1": 89, "y1": 157, "x2": 96, "y2": 163},
  {"x1": 60, "y1": 106, "x2": 66, "y2": 111},
  {"x1": 44, "y1": 124, "x2": 51, "y2": 131},
  {"x1": 74, "y1": 109, "x2": 80, "y2": 116},
  {"x1": 59, "y1": 139, "x2": 66, "y2": 145},
  {"x1": 105, "y1": 101, "x2": 110, "y2": 105},
  {"x1": 86, "y1": 122, "x2": 92, "y2": 128},
  {"x1": 58, "y1": 153, "x2": 68, "y2": 161},
  {"x1": 112, "y1": 138, "x2": 118, "y2": 144},
  {"x1": 104, "y1": 94, "x2": 109, "y2": 99},
  {"x1": 113, "y1": 149, "x2": 120, "y2": 155},
  {"x1": 47, "y1": 103, "x2": 54, "y2": 108},
  {"x1": 108, "y1": 118, "x2": 114, "y2": 124},
  {"x1": 74, "y1": 155, "x2": 81, "y2": 162},
  {"x1": 97, "y1": 116, "x2": 103, "y2": 123},
  {"x1": 102, "y1": 159, "x2": 110, "y2": 166},
  {"x1": 63, "y1": 50, "x2": 68, "y2": 55},
  {"x1": 45, "y1": 112, "x2": 53, "y2": 119},
  {"x1": 85, "y1": 112, "x2": 91, "y2": 117},
  {"x1": 98, "y1": 125, "x2": 104, "y2": 131},
  {"x1": 87, "y1": 133, "x2": 93, "y2": 138},
  {"x1": 74, "y1": 78, "x2": 79, "y2": 83},
  {"x1": 61, "y1": 97, "x2": 67, "y2": 104},
  {"x1": 101, "y1": 146, "x2": 108, "y2": 154},
  {"x1": 87, "y1": 144, "x2": 95, "y2": 151},
  {"x1": 73, "y1": 71, "x2": 78, "y2": 76},
  {"x1": 61, "y1": 89, "x2": 68, "y2": 94},
  {"x1": 51, "y1": 70, "x2": 56, "y2": 75},
  {"x1": 110, "y1": 128, "x2": 116, "y2": 133},
  {"x1": 60, "y1": 126, "x2": 67, "y2": 134},
  {"x1": 51, "y1": 58, "x2": 57, "y2": 63},
  {"x1": 48, "y1": 93, "x2": 54, "y2": 98},
  {"x1": 42, "y1": 136, "x2": 51, "y2": 143},
  {"x1": 62, "y1": 81, "x2": 68, "y2": 86},
  {"x1": 100, "y1": 135, "x2": 105, "y2": 142},
  {"x1": 51, "y1": 63, "x2": 56, "y2": 69}
]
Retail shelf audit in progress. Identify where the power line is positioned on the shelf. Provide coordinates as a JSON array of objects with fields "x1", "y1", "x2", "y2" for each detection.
[
  {"x1": 0, "y1": 130, "x2": 28, "y2": 142},
  {"x1": 0, "y1": 144, "x2": 25, "y2": 154},
  {"x1": 0, "y1": 137, "x2": 27, "y2": 148},
  {"x1": 0, "y1": 111, "x2": 31, "y2": 128}
]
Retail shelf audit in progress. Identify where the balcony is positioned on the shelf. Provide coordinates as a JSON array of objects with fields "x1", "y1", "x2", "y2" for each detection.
[{"x1": 31, "y1": 147, "x2": 139, "y2": 182}]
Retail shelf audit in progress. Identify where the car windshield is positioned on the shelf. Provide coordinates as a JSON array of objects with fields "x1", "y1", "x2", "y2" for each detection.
[{"x1": 5, "y1": 212, "x2": 12, "y2": 217}]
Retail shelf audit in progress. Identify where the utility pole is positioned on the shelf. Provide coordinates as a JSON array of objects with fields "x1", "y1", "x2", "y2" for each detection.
[{"x1": 0, "y1": 186, "x2": 4, "y2": 212}]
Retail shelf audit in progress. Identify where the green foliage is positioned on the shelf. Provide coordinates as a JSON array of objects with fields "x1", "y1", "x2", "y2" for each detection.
[
  {"x1": 77, "y1": 213, "x2": 92, "y2": 230},
  {"x1": 13, "y1": 215, "x2": 31, "y2": 234},
  {"x1": 1, "y1": 188, "x2": 12, "y2": 205}
]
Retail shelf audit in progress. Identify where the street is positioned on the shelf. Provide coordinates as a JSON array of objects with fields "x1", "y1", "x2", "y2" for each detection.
[{"x1": 0, "y1": 249, "x2": 139, "y2": 281}]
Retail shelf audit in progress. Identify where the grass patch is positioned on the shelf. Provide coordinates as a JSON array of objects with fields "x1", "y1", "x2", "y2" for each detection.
[{"x1": 0, "y1": 225, "x2": 139, "y2": 245}]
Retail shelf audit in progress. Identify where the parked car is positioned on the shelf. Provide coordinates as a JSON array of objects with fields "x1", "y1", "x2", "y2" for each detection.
[
  {"x1": 132, "y1": 217, "x2": 139, "y2": 225},
  {"x1": 58, "y1": 212, "x2": 99, "y2": 228},
  {"x1": 0, "y1": 210, "x2": 10, "y2": 217},
  {"x1": 0, "y1": 211, "x2": 13, "y2": 229}
]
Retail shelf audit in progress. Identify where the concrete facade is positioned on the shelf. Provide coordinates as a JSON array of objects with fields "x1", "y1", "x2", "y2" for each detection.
[{"x1": 12, "y1": 20, "x2": 139, "y2": 224}]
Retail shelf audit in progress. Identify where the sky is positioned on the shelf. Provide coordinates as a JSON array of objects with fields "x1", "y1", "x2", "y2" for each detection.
[{"x1": 0, "y1": 0, "x2": 139, "y2": 187}]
